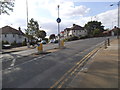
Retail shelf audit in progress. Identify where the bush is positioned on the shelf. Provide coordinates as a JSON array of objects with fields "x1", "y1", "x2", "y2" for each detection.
[
  {"x1": 79, "y1": 35, "x2": 88, "y2": 39},
  {"x1": 65, "y1": 36, "x2": 79, "y2": 41},
  {"x1": 22, "y1": 41, "x2": 27, "y2": 46},
  {"x1": 11, "y1": 41, "x2": 17, "y2": 46},
  {"x1": 2, "y1": 41, "x2": 9, "y2": 44}
]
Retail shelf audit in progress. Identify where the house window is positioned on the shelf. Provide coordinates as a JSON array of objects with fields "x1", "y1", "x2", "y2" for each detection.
[
  {"x1": 5, "y1": 34, "x2": 7, "y2": 37},
  {"x1": 13, "y1": 34, "x2": 15, "y2": 37},
  {"x1": 19, "y1": 35, "x2": 21, "y2": 38}
]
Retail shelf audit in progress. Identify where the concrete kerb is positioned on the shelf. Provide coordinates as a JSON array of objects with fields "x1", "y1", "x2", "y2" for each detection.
[{"x1": 2, "y1": 46, "x2": 36, "y2": 54}]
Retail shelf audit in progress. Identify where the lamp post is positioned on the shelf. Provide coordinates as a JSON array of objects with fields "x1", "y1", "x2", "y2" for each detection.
[
  {"x1": 26, "y1": 0, "x2": 29, "y2": 43},
  {"x1": 0, "y1": 1, "x2": 2, "y2": 15},
  {"x1": 118, "y1": 1, "x2": 120, "y2": 39},
  {"x1": 110, "y1": 1, "x2": 120, "y2": 39},
  {"x1": 26, "y1": 0, "x2": 28, "y2": 29}
]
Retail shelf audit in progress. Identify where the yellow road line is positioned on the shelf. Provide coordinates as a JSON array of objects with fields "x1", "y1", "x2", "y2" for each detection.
[
  {"x1": 50, "y1": 47, "x2": 99, "y2": 88},
  {"x1": 57, "y1": 48, "x2": 99, "y2": 88}
]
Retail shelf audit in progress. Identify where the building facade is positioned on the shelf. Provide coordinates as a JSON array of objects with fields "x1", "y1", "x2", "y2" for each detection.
[
  {"x1": 64, "y1": 24, "x2": 87, "y2": 39},
  {"x1": 0, "y1": 26, "x2": 28, "y2": 44}
]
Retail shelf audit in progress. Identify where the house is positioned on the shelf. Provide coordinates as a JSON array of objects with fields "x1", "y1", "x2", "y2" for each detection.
[
  {"x1": 103, "y1": 27, "x2": 120, "y2": 36},
  {"x1": 64, "y1": 24, "x2": 87, "y2": 39},
  {"x1": 0, "y1": 26, "x2": 28, "y2": 44}
]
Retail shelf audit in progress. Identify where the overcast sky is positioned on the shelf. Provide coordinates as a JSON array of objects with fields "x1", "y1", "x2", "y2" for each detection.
[{"x1": 0, "y1": 0, "x2": 119, "y2": 37}]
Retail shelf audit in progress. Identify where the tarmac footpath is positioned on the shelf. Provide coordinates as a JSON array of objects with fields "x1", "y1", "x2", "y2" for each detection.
[{"x1": 67, "y1": 39, "x2": 119, "y2": 88}]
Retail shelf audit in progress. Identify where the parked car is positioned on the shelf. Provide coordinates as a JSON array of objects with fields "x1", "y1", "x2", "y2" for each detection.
[
  {"x1": 49, "y1": 39, "x2": 55, "y2": 43},
  {"x1": 54, "y1": 40, "x2": 58, "y2": 43},
  {"x1": 2, "y1": 44, "x2": 11, "y2": 49},
  {"x1": 41, "y1": 40, "x2": 47, "y2": 44}
]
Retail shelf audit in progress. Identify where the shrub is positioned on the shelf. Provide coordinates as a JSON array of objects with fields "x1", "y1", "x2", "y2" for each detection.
[
  {"x1": 11, "y1": 41, "x2": 17, "y2": 46},
  {"x1": 79, "y1": 35, "x2": 88, "y2": 39},
  {"x1": 22, "y1": 40, "x2": 27, "y2": 46},
  {"x1": 65, "y1": 36, "x2": 79, "y2": 41},
  {"x1": 2, "y1": 41, "x2": 9, "y2": 44}
]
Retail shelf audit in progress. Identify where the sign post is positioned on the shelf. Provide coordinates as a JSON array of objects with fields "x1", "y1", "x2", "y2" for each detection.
[{"x1": 56, "y1": 5, "x2": 61, "y2": 48}]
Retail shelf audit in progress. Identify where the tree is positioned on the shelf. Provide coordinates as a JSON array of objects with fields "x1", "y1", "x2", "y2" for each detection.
[
  {"x1": 25, "y1": 18, "x2": 39, "y2": 41},
  {"x1": 49, "y1": 34, "x2": 55, "y2": 39},
  {"x1": 84, "y1": 21, "x2": 104, "y2": 37},
  {"x1": 36, "y1": 30, "x2": 46, "y2": 40},
  {"x1": 0, "y1": 0, "x2": 15, "y2": 15},
  {"x1": 25, "y1": 18, "x2": 39, "y2": 36},
  {"x1": 93, "y1": 29, "x2": 101, "y2": 37}
]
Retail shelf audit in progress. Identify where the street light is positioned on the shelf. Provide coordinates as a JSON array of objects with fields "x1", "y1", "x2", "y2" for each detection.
[
  {"x1": 110, "y1": 1, "x2": 120, "y2": 39},
  {"x1": 26, "y1": 0, "x2": 28, "y2": 29}
]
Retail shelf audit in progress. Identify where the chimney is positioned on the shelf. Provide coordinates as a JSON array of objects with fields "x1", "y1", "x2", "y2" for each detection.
[
  {"x1": 73, "y1": 24, "x2": 76, "y2": 26},
  {"x1": 18, "y1": 27, "x2": 21, "y2": 31}
]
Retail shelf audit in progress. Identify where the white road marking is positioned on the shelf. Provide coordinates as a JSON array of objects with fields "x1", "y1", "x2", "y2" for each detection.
[{"x1": 10, "y1": 59, "x2": 16, "y2": 67}]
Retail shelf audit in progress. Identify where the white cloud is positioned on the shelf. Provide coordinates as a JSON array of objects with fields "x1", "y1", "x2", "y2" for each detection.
[
  {"x1": 96, "y1": 9, "x2": 117, "y2": 29},
  {"x1": 0, "y1": 0, "x2": 118, "y2": 37}
]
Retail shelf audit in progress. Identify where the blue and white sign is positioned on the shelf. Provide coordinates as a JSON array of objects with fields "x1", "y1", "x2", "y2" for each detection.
[{"x1": 56, "y1": 18, "x2": 61, "y2": 23}]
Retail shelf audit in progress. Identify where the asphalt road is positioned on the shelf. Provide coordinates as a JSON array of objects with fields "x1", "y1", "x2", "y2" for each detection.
[{"x1": 2, "y1": 36, "x2": 115, "y2": 88}]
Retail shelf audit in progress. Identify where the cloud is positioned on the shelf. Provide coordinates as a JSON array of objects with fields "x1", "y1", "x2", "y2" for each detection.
[
  {"x1": 0, "y1": 0, "x2": 118, "y2": 37},
  {"x1": 61, "y1": 4, "x2": 90, "y2": 17},
  {"x1": 96, "y1": 9, "x2": 117, "y2": 28}
]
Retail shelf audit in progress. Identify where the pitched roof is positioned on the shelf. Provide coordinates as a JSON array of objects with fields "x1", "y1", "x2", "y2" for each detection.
[
  {"x1": 103, "y1": 28, "x2": 120, "y2": 34},
  {"x1": 64, "y1": 24, "x2": 84, "y2": 31},
  {"x1": 0, "y1": 26, "x2": 24, "y2": 35},
  {"x1": 71, "y1": 24, "x2": 84, "y2": 30}
]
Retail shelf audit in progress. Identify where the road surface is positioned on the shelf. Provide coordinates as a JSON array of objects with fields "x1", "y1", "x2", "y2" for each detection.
[{"x1": 2, "y1": 36, "x2": 115, "y2": 88}]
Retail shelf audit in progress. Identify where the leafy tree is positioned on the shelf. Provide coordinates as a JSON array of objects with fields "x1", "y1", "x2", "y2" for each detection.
[
  {"x1": 84, "y1": 21, "x2": 104, "y2": 37},
  {"x1": 36, "y1": 30, "x2": 46, "y2": 40},
  {"x1": 25, "y1": 18, "x2": 39, "y2": 36},
  {"x1": 25, "y1": 18, "x2": 39, "y2": 41},
  {"x1": 49, "y1": 34, "x2": 55, "y2": 39},
  {"x1": 93, "y1": 29, "x2": 101, "y2": 37},
  {"x1": 0, "y1": 0, "x2": 15, "y2": 15}
]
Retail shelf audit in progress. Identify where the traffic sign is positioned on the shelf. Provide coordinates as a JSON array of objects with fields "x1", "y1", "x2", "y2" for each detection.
[{"x1": 56, "y1": 18, "x2": 61, "y2": 23}]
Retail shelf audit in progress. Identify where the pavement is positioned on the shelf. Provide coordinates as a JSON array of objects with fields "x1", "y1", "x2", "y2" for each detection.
[
  {"x1": 67, "y1": 39, "x2": 119, "y2": 88},
  {"x1": 1, "y1": 45, "x2": 36, "y2": 54}
]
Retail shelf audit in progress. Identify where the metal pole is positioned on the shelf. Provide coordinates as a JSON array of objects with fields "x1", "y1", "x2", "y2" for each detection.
[
  {"x1": 117, "y1": 1, "x2": 120, "y2": 39},
  {"x1": 58, "y1": 5, "x2": 60, "y2": 48},
  {"x1": 26, "y1": 0, "x2": 28, "y2": 28},
  {"x1": 108, "y1": 38, "x2": 110, "y2": 46},
  {"x1": 0, "y1": 1, "x2": 1, "y2": 15},
  {"x1": 26, "y1": 0, "x2": 29, "y2": 43}
]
